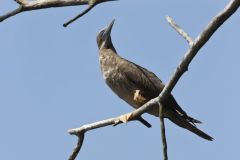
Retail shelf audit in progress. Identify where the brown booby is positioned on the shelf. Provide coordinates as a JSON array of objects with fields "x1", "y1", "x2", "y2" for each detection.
[{"x1": 96, "y1": 19, "x2": 213, "y2": 141}]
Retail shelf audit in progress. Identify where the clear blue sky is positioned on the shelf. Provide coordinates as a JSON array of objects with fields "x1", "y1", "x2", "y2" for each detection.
[{"x1": 1, "y1": 0, "x2": 239, "y2": 159}]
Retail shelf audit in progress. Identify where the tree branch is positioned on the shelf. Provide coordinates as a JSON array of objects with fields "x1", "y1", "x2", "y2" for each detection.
[
  {"x1": 159, "y1": 0, "x2": 240, "y2": 102},
  {"x1": 63, "y1": 3, "x2": 96, "y2": 27},
  {"x1": 166, "y1": 16, "x2": 194, "y2": 46},
  {"x1": 68, "y1": 134, "x2": 85, "y2": 160},
  {"x1": 159, "y1": 102, "x2": 168, "y2": 160},
  {"x1": 68, "y1": 114, "x2": 151, "y2": 136},
  {"x1": 68, "y1": 0, "x2": 239, "y2": 159},
  {"x1": 0, "y1": 0, "x2": 117, "y2": 24},
  {"x1": 67, "y1": 113, "x2": 152, "y2": 160}
]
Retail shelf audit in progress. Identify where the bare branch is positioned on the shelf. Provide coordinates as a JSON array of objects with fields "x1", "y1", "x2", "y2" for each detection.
[
  {"x1": 69, "y1": 117, "x2": 120, "y2": 135},
  {"x1": 159, "y1": 102, "x2": 168, "y2": 160},
  {"x1": 0, "y1": 7, "x2": 23, "y2": 22},
  {"x1": 68, "y1": 134, "x2": 85, "y2": 160},
  {"x1": 68, "y1": 114, "x2": 150, "y2": 136},
  {"x1": 68, "y1": 0, "x2": 239, "y2": 159},
  {"x1": 67, "y1": 114, "x2": 151, "y2": 160},
  {"x1": 166, "y1": 16, "x2": 194, "y2": 46},
  {"x1": 159, "y1": 0, "x2": 240, "y2": 102},
  {"x1": 0, "y1": 0, "x2": 117, "y2": 24},
  {"x1": 63, "y1": 4, "x2": 96, "y2": 27}
]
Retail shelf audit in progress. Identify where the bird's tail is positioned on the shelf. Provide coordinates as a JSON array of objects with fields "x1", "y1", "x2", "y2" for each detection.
[{"x1": 166, "y1": 109, "x2": 213, "y2": 141}]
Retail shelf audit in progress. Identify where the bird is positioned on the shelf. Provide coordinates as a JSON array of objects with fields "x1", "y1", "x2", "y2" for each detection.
[{"x1": 96, "y1": 19, "x2": 213, "y2": 141}]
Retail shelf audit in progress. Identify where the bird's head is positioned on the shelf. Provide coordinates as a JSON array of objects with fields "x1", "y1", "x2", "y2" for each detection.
[{"x1": 97, "y1": 19, "x2": 115, "y2": 50}]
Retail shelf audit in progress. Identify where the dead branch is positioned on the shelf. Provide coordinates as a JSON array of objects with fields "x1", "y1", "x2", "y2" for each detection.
[
  {"x1": 166, "y1": 16, "x2": 194, "y2": 46},
  {"x1": 159, "y1": 0, "x2": 240, "y2": 101},
  {"x1": 68, "y1": 134, "x2": 84, "y2": 160},
  {"x1": 0, "y1": 0, "x2": 117, "y2": 26},
  {"x1": 67, "y1": 113, "x2": 152, "y2": 160},
  {"x1": 63, "y1": 4, "x2": 96, "y2": 27},
  {"x1": 67, "y1": 0, "x2": 239, "y2": 159},
  {"x1": 158, "y1": 102, "x2": 168, "y2": 160}
]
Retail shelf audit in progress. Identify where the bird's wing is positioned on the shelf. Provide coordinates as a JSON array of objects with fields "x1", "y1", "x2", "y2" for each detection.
[
  {"x1": 118, "y1": 58, "x2": 164, "y2": 102},
  {"x1": 119, "y1": 58, "x2": 198, "y2": 122}
]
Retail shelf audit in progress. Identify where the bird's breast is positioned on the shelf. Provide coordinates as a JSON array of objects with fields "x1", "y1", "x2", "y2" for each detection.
[
  {"x1": 99, "y1": 52, "x2": 139, "y2": 107},
  {"x1": 99, "y1": 49, "x2": 159, "y2": 116},
  {"x1": 99, "y1": 52, "x2": 119, "y2": 80}
]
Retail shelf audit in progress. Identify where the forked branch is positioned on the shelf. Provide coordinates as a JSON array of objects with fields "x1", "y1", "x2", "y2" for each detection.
[{"x1": 67, "y1": 113, "x2": 152, "y2": 160}]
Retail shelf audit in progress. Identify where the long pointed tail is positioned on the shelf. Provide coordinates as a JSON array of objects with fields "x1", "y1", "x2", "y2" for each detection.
[{"x1": 166, "y1": 109, "x2": 213, "y2": 141}]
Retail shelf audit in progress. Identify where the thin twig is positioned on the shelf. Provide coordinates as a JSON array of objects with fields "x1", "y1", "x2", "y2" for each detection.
[
  {"x1": 0, "y1": 7, "x2": 23, "y2": 22},
  {"x1": 166, "y1": 16, "x2": 194, "y2": 46},
  {"x1": 68, "y1": 134, "x2": 85, "y2": 160},
  {"x1": 159, "y1": 102, "x2": 168, "y2": 160},
  {"x1": 63, "y1": 4, "x2": 96, "y2": 27},
  {"x1": 63, "y1": 0, "x2": 118, "y2": 27}
]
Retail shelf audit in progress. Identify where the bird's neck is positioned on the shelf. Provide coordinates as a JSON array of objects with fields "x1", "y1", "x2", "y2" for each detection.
[
  {"x1": 100, "y1": 39, "x2": 117, "y2": 53},
  {"x1": 99, "y1": 47, "x2": 118, "y2": 59},
  {"x1": 99, "y1": 46, "x2": 120, "y2": 80}
]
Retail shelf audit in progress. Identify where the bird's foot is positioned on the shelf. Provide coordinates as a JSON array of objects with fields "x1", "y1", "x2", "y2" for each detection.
[
  {"x1": 113, "y1": 113, "x2": 152, "y2": 128},
  {"x1": 133, "y1": 90, "x2": 146, "y2": 103},
  {"x1": 113, "y1": 113, "x2": 133, "y2": 127}
]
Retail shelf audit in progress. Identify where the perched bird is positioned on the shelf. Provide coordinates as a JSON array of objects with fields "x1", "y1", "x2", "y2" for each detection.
[{"x1": 96, "y1": 19, "x2": 213, "y2": 141}]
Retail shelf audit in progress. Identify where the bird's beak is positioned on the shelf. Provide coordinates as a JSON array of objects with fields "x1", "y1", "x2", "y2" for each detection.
[{"x1": 103, "y1": 19, "x2": 115, "y2": 40}]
